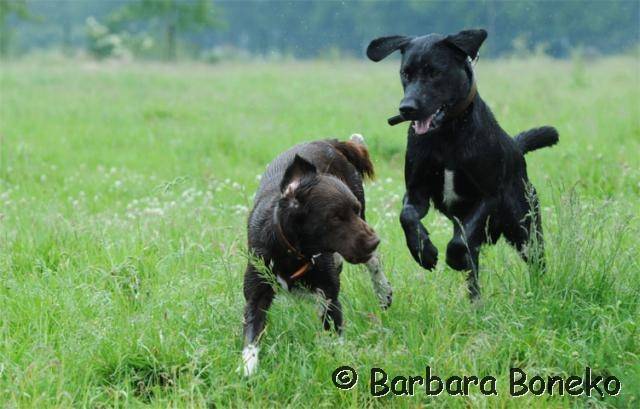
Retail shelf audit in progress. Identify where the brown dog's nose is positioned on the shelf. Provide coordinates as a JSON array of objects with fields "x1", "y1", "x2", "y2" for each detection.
[{"x1": 364, "y1": 235, "x2": 380, "y2": 254}]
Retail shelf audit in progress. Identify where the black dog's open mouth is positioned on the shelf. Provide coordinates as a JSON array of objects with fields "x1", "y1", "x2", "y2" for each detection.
[
  {"x1": 387, "y1": 105, "x2": 448, "y2": 131},
  {"x1": 412, "y1": 107, "x2": 445, "y2": 135}
]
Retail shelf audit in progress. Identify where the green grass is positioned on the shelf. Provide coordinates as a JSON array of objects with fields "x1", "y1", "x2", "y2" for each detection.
[{"x1": 0, "y1": 56, "x2": 638, "y2": 408}]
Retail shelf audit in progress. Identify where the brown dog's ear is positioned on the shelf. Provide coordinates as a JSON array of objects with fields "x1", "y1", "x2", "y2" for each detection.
[
  {"x1": 280, "y1": 154, "x2": 317, "y2": 196},
  {"x1": 366, "y1": 35, "x2": 411, "y2": 62},
  {"x1": 443, "y1": 29, "x2": 487, "y2": 60}
]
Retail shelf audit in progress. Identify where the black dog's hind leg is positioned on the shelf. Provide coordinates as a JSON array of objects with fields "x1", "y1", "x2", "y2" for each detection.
[
  {"x1": 242, "y1": 263, "x2": 275, "y2": 376},
  {"x1": 504, "y1": 184, "x2": 546, "y2": 274},
  {"x1": 400, "y1": 189, "x2": 438, "y2": 270},
  {"x1": 446, "y1": 200, "x2": 496, "y2": 300},
  {"x1": 447, "y1": 224, "x2": 481, "y2": 299}
]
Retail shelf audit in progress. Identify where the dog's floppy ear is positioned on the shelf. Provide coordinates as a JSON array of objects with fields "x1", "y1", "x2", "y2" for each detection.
[
  {"x1": 443, "y1": 29, "x2": 487, "y2": 60},
  {"x1": 366, "y1": 35, "x2": 411, "y2": 62},
  {"x1": 280, "y1": 154, "x2": 317, "y2": 197}
]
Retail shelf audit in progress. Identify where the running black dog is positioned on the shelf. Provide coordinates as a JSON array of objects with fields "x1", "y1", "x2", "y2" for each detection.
[
  {"x1": 241, "y1": 135, "x2": 393, "y2": 376},
  {"x1": 366, "y1": 29, "x2": 558, "y2": 299}
]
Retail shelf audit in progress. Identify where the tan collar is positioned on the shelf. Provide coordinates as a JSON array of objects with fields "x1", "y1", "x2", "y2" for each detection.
[{"x1": 444, "y1": 74, "x2": 477, "y2": 121}]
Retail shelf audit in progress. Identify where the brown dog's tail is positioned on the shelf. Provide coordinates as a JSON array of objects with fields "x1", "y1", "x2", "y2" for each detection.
[{"x1": 329, "y1": 134, "x2": 375, "y2": 180}]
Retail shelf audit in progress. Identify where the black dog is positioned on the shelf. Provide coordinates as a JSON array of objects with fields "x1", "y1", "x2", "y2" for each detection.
[
  {"x1": 366, "y1": 29, "x2": 558, "y2": 299},
  {"x1": 241, "y1": 135, "x2": 393, "y2": 376}
]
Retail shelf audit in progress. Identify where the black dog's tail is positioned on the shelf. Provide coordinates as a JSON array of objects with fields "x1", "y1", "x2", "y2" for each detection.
[
  {"x1": 329, "y1": 135, "x2": 375, "y2": 180},
  {"x1": 514, "y1": 126, "x2": 559, "y2": 154}
]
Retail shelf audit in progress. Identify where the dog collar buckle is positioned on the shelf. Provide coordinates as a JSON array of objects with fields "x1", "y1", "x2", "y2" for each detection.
[
  {"x1": 289, "y1": 253, "x2": 322, "y2": 280},
  {"x1": 310, "y1": 253, "x2": 321, "y2": 265}
]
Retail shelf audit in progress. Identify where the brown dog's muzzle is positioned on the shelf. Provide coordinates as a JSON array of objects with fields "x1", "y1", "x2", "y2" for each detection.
[{"x1": 343, "y1": 221, "x2": 380, "y2": 264}]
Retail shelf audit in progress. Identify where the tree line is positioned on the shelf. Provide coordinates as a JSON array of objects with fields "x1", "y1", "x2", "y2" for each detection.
[{"x1": 1, "y1": 0, "x2": 638, "y2": 60}]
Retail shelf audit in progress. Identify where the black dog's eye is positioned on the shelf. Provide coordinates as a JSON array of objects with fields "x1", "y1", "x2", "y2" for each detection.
[{"x1": 423, "y1": 65, "x2": 439, "y2": 77}]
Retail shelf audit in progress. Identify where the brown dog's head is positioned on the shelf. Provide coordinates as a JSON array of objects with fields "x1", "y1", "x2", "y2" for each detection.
[{"x1": 277, "y1": 155, "x2": 379, "y2": 264}]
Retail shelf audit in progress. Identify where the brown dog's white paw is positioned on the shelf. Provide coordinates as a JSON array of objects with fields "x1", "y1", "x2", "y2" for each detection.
[
  {"x1": 241, "y1": 344, "x2": 259, "y2": 377},
  {"x1": 373, "y1": 273, "x2": 393, "y2": 309},
  {"x1": 366, "y1": 255, "x2": 393, "y2": 309}
]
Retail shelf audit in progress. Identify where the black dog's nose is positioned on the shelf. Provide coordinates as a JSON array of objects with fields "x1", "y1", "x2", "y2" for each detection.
[{"x1": 399, "y1": 99, "x2": 418, "y2": 118}]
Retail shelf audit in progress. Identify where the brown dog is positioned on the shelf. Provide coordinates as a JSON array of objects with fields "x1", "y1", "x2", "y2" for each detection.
[{"x1": 241, "y1": 135, "x2": 392, "y2": 376}]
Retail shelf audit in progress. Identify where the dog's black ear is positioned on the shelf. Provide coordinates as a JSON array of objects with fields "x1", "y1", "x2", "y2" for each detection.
[
  {"x1": 443, "y1": 29, "x2": 487, "y2": 60},
  {"x1": 366, "y1": 35, "x2": 411, "y2": 62},
  {"x1": 280, "y1": 154, "x2": 317, "y2": 196}
]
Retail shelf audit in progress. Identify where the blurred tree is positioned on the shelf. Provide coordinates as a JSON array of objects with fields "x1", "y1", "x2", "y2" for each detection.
[
  {"x1": 0, "y1": 0, "x2": 35, "y2": 57},
  {"x1": 86, "y1": 16, "x2": 127, "y2": 60},
  {"x1": 109, "y1": 0, "x2": 217, "y2": 60}
]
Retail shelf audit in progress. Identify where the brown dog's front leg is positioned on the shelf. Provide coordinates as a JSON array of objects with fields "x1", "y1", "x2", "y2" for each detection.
[
  {"x1": 313, "y1": 256, "x2": 343, "y2": 334},
  {"x1": 242, "y1": 265, "x2": 275, "y2": 376},
  {"x1": 365, "y1": 253, "x2": 393, "y2": 309}
]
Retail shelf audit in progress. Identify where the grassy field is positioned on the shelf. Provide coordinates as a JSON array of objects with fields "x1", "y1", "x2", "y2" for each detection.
[{"x1": 0, "y1": 55, "x2": 639, "y2": 408}]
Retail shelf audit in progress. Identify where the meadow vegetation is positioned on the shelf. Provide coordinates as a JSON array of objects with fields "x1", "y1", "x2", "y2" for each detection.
[{"x1": 0, "y1": 56, "x2": 638, "y2": 407}]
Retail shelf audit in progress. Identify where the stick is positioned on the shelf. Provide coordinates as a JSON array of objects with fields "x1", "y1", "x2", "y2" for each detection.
[{"x1": 387, "y1": 114, "x2": 408, "y2": 126}]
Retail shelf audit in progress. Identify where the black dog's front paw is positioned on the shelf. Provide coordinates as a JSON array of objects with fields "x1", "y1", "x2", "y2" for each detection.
[
  {"x1": 418, "y1": 239, "x2": 439, "y2": 269},
  {"x1": 446, "y1": 237, "x2": 468, "y2": 271},
  {"x1": 407, "y1": 235, "x2": 438, "y2": 270}
]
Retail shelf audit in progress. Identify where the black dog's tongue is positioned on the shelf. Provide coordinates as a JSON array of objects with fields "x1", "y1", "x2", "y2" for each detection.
[{"x1": 412, "y1": 116, "x2": 432, "y2": 134}]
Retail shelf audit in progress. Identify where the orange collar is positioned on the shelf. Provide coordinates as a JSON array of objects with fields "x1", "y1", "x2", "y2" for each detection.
[{"x1": 290, "y1": 262, "x2": 311, "y2": 279}]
